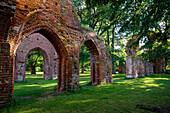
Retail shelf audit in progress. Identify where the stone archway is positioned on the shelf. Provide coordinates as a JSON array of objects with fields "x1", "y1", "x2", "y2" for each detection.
[
  {"x1": 16, "y1": 27, "x2": 68, "y2": 92},
  {"x1": 81, "y1": 39, "x2": 100, "y2": 85},
  {"x1": 14, "y1": 33, "x2": 58, "y2": 82},
  {"x1": 77, "y1": 28, "x2": 113, "y2": 85},
  {"x1": 15, "y1": 47, "x2": 48, "y2": 81}
]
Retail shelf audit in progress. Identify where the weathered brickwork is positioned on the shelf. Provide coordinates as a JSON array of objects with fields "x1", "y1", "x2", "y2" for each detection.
[
  {"x1": 126, "y1": 56, "x2": 154, "y2": 78},
  {"x1": 125, "y1": 37, "x2": 154, "y2": 78},
  {"x1": 0, "y1": 0, "x2": 112, "y2": 107},
  {"x1": 126, "y1": 56, "x2": 137, "y2": 78},
  {"x1": 14, "y1": 33, "x2": 58, "y2": 82},
  {"x1": 0, "y1": 0, "x2": 16, "y2": 108},
  {"x1": 136, "y1": 57, "x2": 145, "y2": 77},
  {"x1": 149, "y1": 63, "x2": 154, "y2": 75}
]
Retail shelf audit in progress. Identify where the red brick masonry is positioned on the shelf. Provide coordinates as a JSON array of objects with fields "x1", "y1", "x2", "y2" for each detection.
[
  {"x1": 14, "y1": 33, "x2": 58, "y2": 81},
  {"x1": 0, "y1": 0, "x2": 112, "y2": 107}
]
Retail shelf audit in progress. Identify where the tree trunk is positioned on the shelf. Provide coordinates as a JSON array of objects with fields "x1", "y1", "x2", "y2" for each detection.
[
  {"x1": 81, "y1": 63, "x2": 84, "y2": 73},
  {"x1": 112, "y1": 27, "x2": 116, "y2": 74},
  {"x1": 40, "y1": 64, "x2": 43, "y2": 72},
  {"x1": 107, "y1": 25, "x2": 110, "y2": 45},
  {"x1": 30, "y1": 64, "x2": 36, "y2": 74}
]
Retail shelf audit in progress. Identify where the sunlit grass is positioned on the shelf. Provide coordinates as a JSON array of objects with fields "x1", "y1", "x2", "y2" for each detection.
[
  {"x1": 14, "y1": 71, "x2": 91, "y2": 97},
  {"x1": 14, "y1": 73, "x2": 58, "y2": 97},
  {"x1": 2, "y1": 73, "x2": 170, "y2": 113},
  {"x1": 79, "y1": 71, "x2": 91, "y2": 86}
]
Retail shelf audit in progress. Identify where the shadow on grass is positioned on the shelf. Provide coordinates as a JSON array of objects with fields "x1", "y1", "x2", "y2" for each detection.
[
  {"x1": 14, "y1": 74, "x2": 58, "y2": 97},
  {"x1": 79, "y1": 72, "x2": 91, "y2": 87},
  {"x1": 7, "y1": 73, "x2": 170, "y2": 113}
]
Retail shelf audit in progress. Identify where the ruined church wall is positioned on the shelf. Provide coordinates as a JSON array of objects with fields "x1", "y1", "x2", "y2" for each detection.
[{"x1": 0, "y1": 0, "x2": 112, "y2": 107}]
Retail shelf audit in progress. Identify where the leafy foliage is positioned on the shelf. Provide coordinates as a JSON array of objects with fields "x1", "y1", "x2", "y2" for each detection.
[
  {"x1": 73, "y1": 0, "x2": 169, "y2": 70},
  {"x1": 26, "y1": 51, "x2": 44, "y2": 74},
  {"x1": 79, "y1": 44, "x2": 90, "y2": 73}
]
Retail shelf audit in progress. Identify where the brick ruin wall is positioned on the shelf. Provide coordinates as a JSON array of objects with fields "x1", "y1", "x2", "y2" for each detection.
[
  {"x1": 125, "y1": 37, "x2": 154, "y2": 78},
  {"x1": 0, "y1": 0, "x2": 112, "y2": 107},
  {"x1": 0, "y1": 0, "x2": 16, "y2": 108},
  {"x1": 14, "y1": 33, "x2": 58, "y2": 82},
  {"x1": 126, "y1": 56, "x2": 154, "y2": 78}
]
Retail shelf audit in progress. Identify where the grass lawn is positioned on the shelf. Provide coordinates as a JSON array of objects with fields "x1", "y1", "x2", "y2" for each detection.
[{"x1": 2, "y1": 73, "x2": 170, "y2": 113}]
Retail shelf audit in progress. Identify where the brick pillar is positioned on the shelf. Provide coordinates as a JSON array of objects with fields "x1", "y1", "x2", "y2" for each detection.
[
  {"x1": 136, "y1": 57, "x2": 145, "y2": 77},
  {"x1": 0, "y1": 0, "x2": 16, "y2": 108},
  {"x1": 144, "y1": 61, "x2": 150, "y2": 76},
  {"x1": 69, "y1": 57, "x2": 79, "y2": 90},
  {"x1": 126, "y1": 56, "x2": 137, "y2": 78},
  {"x1": 118, "y1": 63, "x2": 123, "y2": 73},
  {"x1": 149, "y1": 63, "x2": 154, "y2": 75}
]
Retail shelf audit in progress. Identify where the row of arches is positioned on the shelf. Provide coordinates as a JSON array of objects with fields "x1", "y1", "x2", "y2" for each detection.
[
  {"x1": 0, "y1": 0, "x2": 112, "y2": 107},
  {"x1": 14, "y1": 29, "x2": 101, "y2": 92}
]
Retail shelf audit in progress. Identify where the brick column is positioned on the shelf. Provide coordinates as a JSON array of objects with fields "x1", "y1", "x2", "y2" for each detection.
[
  {"x1": 136, "y1": 57, "x2": 145, "y2": 77},
  {"x1": 126, "y1": 56, "x2": 137, "y2": 78},
  {"x1": 149, "y1": 63, "x2": 154, "y2": 75},
  {"x1": 154, "y1": 57, "x2": 166, "y2": 73},
  {"x1": 0, "y1": 0, "x2": 16, "y2": 108},
  {"x1": 144, "y1": 61, "x2": 150, "y2": 76}
]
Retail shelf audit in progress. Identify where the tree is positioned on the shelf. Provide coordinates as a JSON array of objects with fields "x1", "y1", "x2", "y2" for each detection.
[
  {"x1": 84, "y1": 0, "x2": 169, "y2": 51},
  {"x1": 74, "y1": 0, "x2": 169, "y2": 72},
  {"x1": 79, "y1": 44, "x2": 90, "y2": 73},
  {"x1": 26, "y1": 51, "x2": 43, "y2": 74},
  {"x1": 73, "y1": 0, "x2": 120, "y2": 73}
]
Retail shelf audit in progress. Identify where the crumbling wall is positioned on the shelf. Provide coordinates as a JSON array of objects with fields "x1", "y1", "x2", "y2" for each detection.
[{"x1": 125, "y1": 37, "x2": 154, "y2": 78}]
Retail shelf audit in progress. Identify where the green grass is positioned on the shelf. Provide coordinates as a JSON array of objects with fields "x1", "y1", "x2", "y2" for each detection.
[
  {"x1": 14, "y1": 72, "x2": 58, "y2": 97},
  {"x1": 79, "y1": 71, "x2": 91, "y2": 87},
  {"x1": 2, "y1": 73, "x2": 170, "y2": 113},
  {"x1": 14, "y1": 72, "x2": 91, "y2": 97}
]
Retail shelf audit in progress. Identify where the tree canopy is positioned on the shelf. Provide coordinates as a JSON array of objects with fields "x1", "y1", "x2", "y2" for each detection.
[
  {"x1": 26, "y1": 51, "x2": 44, "y2": 74},
  {"x1": 73, "y1": 0, "x2": 169, "y2": 71}
]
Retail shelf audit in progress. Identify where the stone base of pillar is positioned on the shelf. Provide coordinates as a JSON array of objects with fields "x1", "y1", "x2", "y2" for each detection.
[{"x1": 126, "y1": 74, "x2": 138, "y2": 78}]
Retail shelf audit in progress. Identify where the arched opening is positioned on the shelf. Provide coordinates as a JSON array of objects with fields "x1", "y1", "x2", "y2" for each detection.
[
  {"x1": 25, "y1": 48, "x2": 48, "y2": 81},
  {"x1": 13, "y1": 27, "x2": 68, "y2": 97},
  {"x1": 79, "y1": 44, "x2": 91, "y2": 86},
  {"x1": 35, "y1": 28, "x2": 68, "y2": 92},
  {"x1": 14, "y1": 33, "x2": 58, "y2": 82},
  {"x1": 13, "y1": 27, "x2": 68, "y2": 92},
  {"x1": 79, "y1": 40, "x2": 100, "y2": 87}
]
